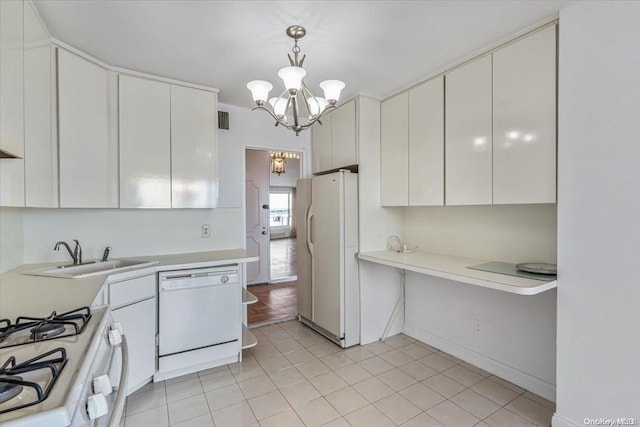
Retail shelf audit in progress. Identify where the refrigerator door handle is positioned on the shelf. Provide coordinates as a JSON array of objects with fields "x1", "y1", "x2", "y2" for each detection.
[{"x1": 306, "y1": 204, "x2": 315, "y2": 257}]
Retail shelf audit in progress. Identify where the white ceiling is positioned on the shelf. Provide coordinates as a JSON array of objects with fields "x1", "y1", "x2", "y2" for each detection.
[{"x1": 33, "y1": 0, "x2": 570, "y2": 107}]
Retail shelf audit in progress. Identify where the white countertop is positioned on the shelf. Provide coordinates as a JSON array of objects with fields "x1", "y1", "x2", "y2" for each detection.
[
  {"x1": 0, "y1": 249, "x2": 258, "y2": 319},
  {"x1": 358, "y1": 250, "x2": 556, "y2": 295}
]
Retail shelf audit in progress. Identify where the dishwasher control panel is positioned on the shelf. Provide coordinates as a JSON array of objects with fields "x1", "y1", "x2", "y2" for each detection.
[{"x1": 159, "y1": 266, "x2": 239, "y2": 291}]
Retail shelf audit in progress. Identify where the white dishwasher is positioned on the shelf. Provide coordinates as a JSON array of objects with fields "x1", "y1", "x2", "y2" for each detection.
[{"x1": 158, "y1": 265, "x2": 240, "y2": 369}]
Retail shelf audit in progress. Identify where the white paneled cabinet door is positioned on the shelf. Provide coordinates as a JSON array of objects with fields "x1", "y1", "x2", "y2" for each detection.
[
  {"x1": 445, "y1": 55, "x2": 493, "y2": 205},
  {"x1": 381, "y1": 92, "x2": 408, "y2": 206},
  {"x1": 0, "y1": 0, "x2": 25, "y2": 207},
  {"x1": 111, "y1": 298, "x2": 156, "y2": 394},
  {"x1": 331, "y1": 99, "x2": 357, "y2": 169},
  {"x1": 119, "y1": 75, "x2": 171, "y2": 208},
  {"x1": 311, "y1": 112, "x2": 332, "y2": 174},
  {"x1": 170, "y1": 85, "x2": 218, "y2": 208},
  {"x1": 58, "y1": 49, "x2": 117, "y2": 207},
  {"x1": 409, "y1": 76, "x2": 444, "y2": 206},
  {"x1": 493, "y1": 25, "x2": 557, "y2": 204},
  {"x1": 24, "y1": 2, "x2": 57, "y2": 207}
]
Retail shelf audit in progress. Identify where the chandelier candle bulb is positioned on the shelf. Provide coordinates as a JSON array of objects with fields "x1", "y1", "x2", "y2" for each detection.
[
  {"x1": 269, "y1": 97, "x2": 288, "y2": 118},
  {"x1": 278, "y1": 66, "x2": 306, "y2": 92},
  {"x1": 319, "y1": 80, "x2": 346, "y2": 103},
  {"x1": 246, "y1": 80, "x2": 273, "y2": 104},
  {"x1": 308, "y1": 97, "x2": 328, "y2": 116}
]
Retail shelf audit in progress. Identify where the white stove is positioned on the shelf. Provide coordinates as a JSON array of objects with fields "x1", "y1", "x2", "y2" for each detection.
[{"x1": 0, "y1": 306, "x2": 127, "y2": 427}]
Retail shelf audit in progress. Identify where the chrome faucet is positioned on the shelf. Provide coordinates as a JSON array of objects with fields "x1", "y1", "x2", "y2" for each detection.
[
  {"x1": 54, "y1": 239, "x2": 82, "y2": 265},
  {"x1": 102, "y1": 246, "x2": 112, "y2": 262}
]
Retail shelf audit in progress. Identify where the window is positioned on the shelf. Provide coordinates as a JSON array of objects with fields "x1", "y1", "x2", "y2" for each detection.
[{"x1": 269, "y1": 189, "x2": 292, "y2": 227}]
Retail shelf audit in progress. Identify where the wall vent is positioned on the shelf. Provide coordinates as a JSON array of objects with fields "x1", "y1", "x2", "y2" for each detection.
[{"x1": 218, "y1": 111, "x2": 229, "y2": 130}]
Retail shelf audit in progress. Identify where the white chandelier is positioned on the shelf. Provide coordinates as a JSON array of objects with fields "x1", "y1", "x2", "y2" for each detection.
[{"x1": 246, "y1": 25, "x2": 345, "y2": 136}]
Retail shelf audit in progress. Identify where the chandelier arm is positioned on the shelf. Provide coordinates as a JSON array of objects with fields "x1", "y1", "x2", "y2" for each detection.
[
  {"x1": 251, "y1": 105, "x2": 290, "y2": 128},
  {"x1": 300, "y1": 86, "x2": 313, "y2": 118},
  {"x1": 291, "y1": 94, "x2": 300, "y2": 131}
]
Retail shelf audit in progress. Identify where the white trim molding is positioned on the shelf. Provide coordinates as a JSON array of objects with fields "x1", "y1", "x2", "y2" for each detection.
[{"x1": 552, "y1": 414, "x2": 582, "y2": 427}]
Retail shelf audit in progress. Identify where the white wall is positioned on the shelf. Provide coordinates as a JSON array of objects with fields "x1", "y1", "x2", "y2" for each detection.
[
  {"x1": 554, "y1": 2, "x2": 640, "y2": 425},
  {"x1": 0, "y1": 207, "x2": 24, "y2": 272},
  {"x1": 270, "y1": 157, "x2": 300, "y2": 188}
]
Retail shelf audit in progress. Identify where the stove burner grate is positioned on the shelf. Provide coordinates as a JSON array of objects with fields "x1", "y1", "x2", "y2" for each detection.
[
  {"x1": 0, "y1": 347, "x2": 67, "y2": 414},
  {"x1": 0, "y1": 376, "x2": 23, "y2": 404},
  {"x1": 30, "y1": 323, "x2": 66, "y2": 340}
]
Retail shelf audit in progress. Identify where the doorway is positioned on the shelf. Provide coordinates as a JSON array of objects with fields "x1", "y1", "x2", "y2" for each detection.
[{"x1": 245, "y1": 148, "x2": 301, "y2": 326}]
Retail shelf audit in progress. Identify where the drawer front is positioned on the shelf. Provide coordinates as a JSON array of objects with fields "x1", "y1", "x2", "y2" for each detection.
[{"x1": 110, "y1": 274, "x2": 156, "y2": 308}]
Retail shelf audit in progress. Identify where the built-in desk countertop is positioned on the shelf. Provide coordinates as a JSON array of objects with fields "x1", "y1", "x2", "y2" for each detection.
[{"x1": 358, "y1": 250, "x2": 556, "y2": 295}]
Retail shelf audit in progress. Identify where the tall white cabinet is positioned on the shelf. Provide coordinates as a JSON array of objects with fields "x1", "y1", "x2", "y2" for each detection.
[
  {"x1": 380, "y1": 93, "x2": 409, "y2": 206},
  {"x1": 119, "y1": 75, "x2": 171, "y2": 208},
  {"x1": 58, "y1": 49, "x2": 117, "y2": 208},
  {"x1": 492, "y1": 25, "x2": 556, "y2": 204},
  {"x1": 311, "y1": 98, "x2": 358, "y2": 174}
]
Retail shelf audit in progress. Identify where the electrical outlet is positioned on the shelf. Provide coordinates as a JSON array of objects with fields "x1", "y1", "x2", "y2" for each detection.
[
  {"x1": 473, "y1": 319, "x2": 482, "y2": 334},
  {"x1": 202, "y1": 224, "x2": 210, "y2": 238}
]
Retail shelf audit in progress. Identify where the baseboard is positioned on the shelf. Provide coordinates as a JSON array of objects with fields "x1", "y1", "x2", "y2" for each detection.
[
  {"x1": 552, "y1": 414, "x2": 581, "y2": 427},
  {"x1": 403, "y1": 323, "x2": 556, "y2": 402}
]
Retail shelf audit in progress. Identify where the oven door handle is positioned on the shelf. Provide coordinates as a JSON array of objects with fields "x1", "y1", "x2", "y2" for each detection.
[{"x1": 107, "y1": 334, "x2": 129, "y2": 427}]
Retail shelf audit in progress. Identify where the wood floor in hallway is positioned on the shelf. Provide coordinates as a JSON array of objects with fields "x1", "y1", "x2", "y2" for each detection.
[{"x1": 248, "y1": 281, "x2": 297, "y2": 327}]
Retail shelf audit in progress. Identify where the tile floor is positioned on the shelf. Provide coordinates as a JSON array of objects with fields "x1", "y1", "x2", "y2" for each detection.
[
  {"x1": 247, "y1": 281, "x2": 298, "y2": 326},
  {"x1": 123, "y1": 321, "x2": 555, "y2": 427}
]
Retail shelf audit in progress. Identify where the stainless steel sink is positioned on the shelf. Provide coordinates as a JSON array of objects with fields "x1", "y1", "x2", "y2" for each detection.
[{"x1": 22, "y1": 259, "x2": 158, "y2": 279}]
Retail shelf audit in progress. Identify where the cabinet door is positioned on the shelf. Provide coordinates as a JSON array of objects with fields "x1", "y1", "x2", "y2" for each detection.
[
  {"x1": 331, "y1": 99, "x2": 357, "y2": 169},
  {"x1": 493, "y1": 25, "x2": 556, "y2": 204},
  {"x1": 170, "y1": 85, "x2": 218, "y2": 208},
  {"x1": 311, "y1": 112, "x2": 332, "y2": 174},
  {"x1": 445, "y1": 55, "x2": 493, "y2": 205},
  {"x1": 409, "y1": 76, "x2": 444, "y2": 206},
  {"x1": 58, "y1": 49, "x2": 117, "y2": 207},
  {"x1": 381, "y1": 92, "x2": 409, "y2": 206},
  {"x1": 119, "y1": 75, "x2": 171, "y2": 208},
  {"x1": 24, "y1": 2, "x2": 57, "y2": 207},
  {"x1": 0, "y1": 0, "x2": 25, "y2": 207},
  {"x1": 112, "y1": 298, "x2": 156, "y2": 394}
]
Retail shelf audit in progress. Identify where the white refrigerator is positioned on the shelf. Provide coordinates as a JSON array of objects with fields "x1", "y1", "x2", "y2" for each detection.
[{"x1": 296, "y1": 171, "x2": 360, "y2": 348}]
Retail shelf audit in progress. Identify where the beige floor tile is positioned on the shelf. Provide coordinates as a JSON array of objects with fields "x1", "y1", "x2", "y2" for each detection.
[
  {"x1": 437, "y1": 352, "x2": 463, "y2": 364},
  {"x1": 296, "y1": 358, "x2": 331, "y2": 379},
  {"x1": 484, "y1": 408, "x2": 537, "y2": 427},
  {"x1": 320, "y1": 417, "x2": 352, "y2": 427},
  {"x1": 470, "y1": 378, "x2": 520, "y2": 406},
  {"x1": 275, "y1": 338, "x2": 305, "y2": 354},
  {"x1": 197, "y1": 365, "x2": 229, "y2": 377},
  {"x1": 450, "y1": 389, "x2": 501, "y2": 419},
  {"x1": 377, "y1": 368, "x2": 418, "y2": 391},
  {"x1": 362, "y1": 340, "x2": 394, "y2": 355},
  {"x1": 285, "y1": 348, "x2": 316, "y2": 365},
  {"x1": 294, "y1": 397, "x2": 342, "y2": 427},
  {"x1": 344, "y1": 346, "x2": 376, "y2": 362},
  {"x1": 320, "y1": 352, "x2": 355, "y2": 370},
  {"x1": 205, "y1": 383, "x2": 245, "y2": 411},
  {"x1": 334, "y1": 364, "x2": 373, "y2": 385},
  {"x1": 399, "y1": 360, "x2": 438, "y2": 381},
  {"x1": 268, "y1": 365, "x2": 306, "y2": 388},
  {"x1": 251, "y1": 344, "x2": 282, "y2": 361},
  {"x1": 421, "y1": 353, "x2": 458, "y2": 372},
  {"x1": 352, "y1": 377, "x2": 395, "y2": 403},
  {"x1": 165, "y1": 373, "x2": 198, "y2": 386},
  {"x1": 297, "y1": 334, "x2": 327, "y2": 348},
  {"x1": 379, "y1": 349, "x2": 416, "y2": 366},
  {"x1": 230, "y1": 360, "x2": 267, "y2": 382},
  {"x1": 400, "y1": 412, "x2": 444, "y2": 426},
  {"x1": 307, "y1": 342, "x2": 341, "y2": 358},
  {"x1": 488, "y1": 376, "x2": 525, "y2": 394},
  {"x1": 165, "y1": 377, "x2": 204, "y2": 403},
  {"x1": 172, "y1": 413, "x2": 214, "y2": 427},
  {"x1": 384, "y1": 334, "x2": 416, "y2": 348},
  {"x1": 398, "y1": 382, "x2": 446, "y2": 411},
  {"x1": 199, "y1": 369, "x2": 236, "y2": 392},
  {"x1": 427, "y1": 400, "x2": 480, "y2": 427},
  {"x1": 475, "y1": 422, "x2": 492, "y2": 427},
  {"x1": 308, "y1": 371, "x2": 349, "y2": 395},
  {"x1": 124, "y1": 404, "x2": 169, "y2": 427},
  {"x1": 423, "y1": 374, "x2": 466, "y2": 398},
  {"x1": 357, "y1": 356, "x2": 394, "y2": 375},
  {"x1": 415, "y1": 341, "x2": 439, "y2": 353},
  {"x1": 280, "y1": 380, "x2": 321, "y2": 407},
  {"x1": 505, "y1": 396, "x2": 554, "y2": 427},
  {"x1": 325, "y1": 386, "x2": 369, "y2": 415},
  {"x1": 344, "y1": 404, "x2": 395, "y2": 427},
  {"x1": 442, "y1": 365, "x2": 485, "y2": 387},
  {"x1": 259, "y1": 408, "x2": 305, "y2": 427},
  {"x1": 399, "y1": 343, "x2": 435, "y2": 359},
  {"x1": 247, "y1": 390, "x2": 292, "y2": 420},
  {"x1": 523, "y1": 392, "x2": 556, "y2": 410},
  {"x1": 267, "y1": 330, "x2": 295, "y2": 344},
  {"x1": 373, "y1": 393, "x2": 422, "y2": 424},
  {"x1": 167, "y1": 394, "x2": 209, "y2": 425},
  {"x1": 239, "y1": 374, "x2": 278, "y2": 399},
  {"x1": 126, "y1": 386, "x2": 167, "y2": 416},
  {"x1": 211, "y1": 400, "x2": 257, "y2": 427},
  {"x1": 459, "y1": 362, "x2": 491, "y2": 378},
  {"x1": 131, "y1": 381, "x2": 165, "y2": 395},
  {"x1": 259, "y1": 354, "x2": 294, "y2": 373}
]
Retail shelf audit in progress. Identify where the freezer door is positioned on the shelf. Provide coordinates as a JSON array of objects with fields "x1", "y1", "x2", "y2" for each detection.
[
  {"x1": 296, "y1": 178, "x2": 312, "y2": 319},
  {"x1": 311, "y1": 172, "x2": 345, "y2": 339}
]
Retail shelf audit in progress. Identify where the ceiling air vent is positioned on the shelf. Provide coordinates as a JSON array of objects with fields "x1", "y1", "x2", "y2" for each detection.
[{"x1": 218, "y1": 111, "x2": 229, "y2": 130}]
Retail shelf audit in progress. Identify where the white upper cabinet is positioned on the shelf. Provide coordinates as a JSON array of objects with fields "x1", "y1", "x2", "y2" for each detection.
[
  {"x1": 312, "y1": 112, "x2": 332, "y2": 174},
  {"x1": 445, "y1": 55, "x2": 493, "y2": 205},
  {"x1": 331, "y1": 99, "x2": 357, "y2": 169},
  {"x1": 119, "y1": 75, "x2": 171, "y2": 208},
  {"x1": 0, "y1": 0, "x2": 25, "y2": 207},
  {"x1": 170, "y1": 85, "x2": 218, "y2": 208},
  {"x1": 24, "y1": 2, "x2": 57, "y2": 207},
  {"x1": 409, "y1": 76, "x2": 444, "y2": 206},
  {"x1": 381, "y1": 92, "x2": 409, "y2": 206},
  {"x1": 492, "y1": 25, "x2": 557, "y2": 204},
  {"x1": 58, "y1": 49, "x2": 117, "y2": 208}
]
